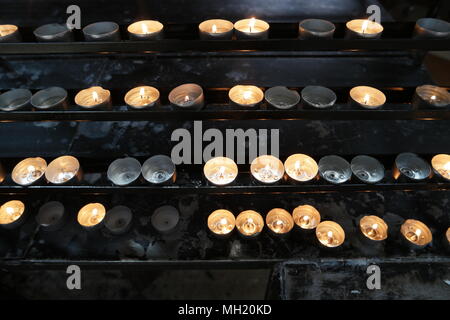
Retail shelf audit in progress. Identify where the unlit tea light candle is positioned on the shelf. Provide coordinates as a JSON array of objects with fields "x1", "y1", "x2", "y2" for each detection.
[
  {"x1": 350, "y1": 86, "x2": 386, "y2": 109},
  {"x1": 284, "y1": 154, "x2": 318, "y2": 182},
  {"x1": 75, "y1": 86, "x2": 111, "y2": 109},
  {"x1": 250, "y1": 155, "x2": 284, "y2": 184},
  {"x1": 142, "y1": 155, "x2": 176, "y2": 184},
  {"x1": 12, "y1": 157, "x2": 47, "y2": 186},
  {"x1": 82, "y1": 21, "x2": 120, "y2": 41},
  {"x1": 127, "y1": 20, "x2": 164, "y2": 40},
  {"x1": 0, "y1": 24, "x2": 21, "y2": 42},
  {"x1": 203, "y1": 157, "x2": 238, "y2": 186},
  {"x1": 104, "y1": 205, "x2": 133, "y2": 235},
  {"x1": 299, "y1": 19, "x2": 335, "y2": 39},
  {"x1": 292, "y1": 205, "x2": 321, "y2": 229},
  {"x1": 401, "y1": 219, "x2": 432, "y2": 246},
  {"x1": 77, "y1": 203, "x2": 106, "y2": 228},
  {"x1": 414, "y1": 18, "x2": 450, "y2": 39},
  {"x1": 0, "y1": 89, "x2": 32, "y2": 112},
  {"x1": 316, "y1": 221, "x2": 345, "y2": 247},
  {"x1": 125, "y1": 86, "x2": 160, "y2": 109},
  {"x1": 208, "y1": 209, "x2": 235, "y2": 236},
  {"x1": 199, "y1": 19, "x2": 234, "y2": 40},
  {"x1": 151, "y1": 205, "x2": 180, "y2": 234},
  {"x1": 346, "y1": 19, "x2": 383, "y2": 39},
  {"x1": 0, "y1": 200, "x2": 25, "y2": 227},
  {"x1": 266, "y1": 208, "x2": 294, "y2": 235},
  {"x1": 34, "y1": 23, "x2": 73, "y2": 42},
  {"x1": 236, "y1": 210, "x2": 264, "y2": 237},
  {"x1": 31, "y1": 87, "x2": 68, "y2": 110},
  {"x1": 229, "y1": 85, "x2": 264, "y2": 107},
  {"x1": 360, "y1": 215, "x2": 388, "y2": 241},
  {"x1": 234, "y1": 18, "x2": 269, "y2": 39},
  {"x1": 36, "y1": 201, "x2": 65, "y2": 230}
]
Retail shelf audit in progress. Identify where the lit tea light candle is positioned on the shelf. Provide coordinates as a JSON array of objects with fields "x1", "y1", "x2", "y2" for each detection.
[
  {"x1": 0, "y1": 200, "x2": 25, "y2": 228},
  {"x1": 82, "y1": 21, "x2": 121, "y2": 41},
  {"x1": 104, "y1": 205, "x2": 133, "y2": 235},
  {"x1": 12, "y1": 157, "x2": 47, "y2": 186},
  {"x1": 208, "y1": 209, "x2": 235, "y2": 236},
  {"x1": 45, "y1": 155, "x2": 81, "y2": 184},
  {"x1": 236, "y1": 210, "x2": 264, "y2": 237},
  {"x1": 127, "y1": 20, "x2": 164, "y2": 40},
  {"x1": 0, "y1": 24, "x2": 21, "y2": 42},
  {"x1": 412, "y1": 85, "x2": 450, "y2": 109},
  {"x1": 299, "y1": 19, "x2": 336, "y2": 39},
  {"x1": 151, "y1": 205, "x2": 180, "y2": 234},
  {"x1": 199, "y1": 19, "x2": 234, "y2": 40},
  {"x1": 168, "y1": 83, "x2": 204, "y2": 110},
  {"x1": 401, "y1": 219, "x2": 432, "y2": 246},
  {"x1": 229, "y1": 85, "x2": 264, "y2": 107},
  {"x1": 141, "y1": 155, "x2": 176, "y2": 184},
  {"x1": 34, "y1": 23, "x2": 73, "y2": 42},
  {"x1": 346, "y1": 19, "x2": 383, "y2": 39},
  {"x1": 234, "y1": 18, "x2": 269, "y2": 39},
  {"x1": 203, "y1": 157, "x2": 238, "y2": 186},
  {"x1": 0, "y1": 89, "x2": 32, "y2": 112},
  {"x1": 316, "y1": 221, "x2": 345, "y2": 247},
  {"x1": 292, "y1": 205, "x2": 321, "y2": 229},
  {"x1": 284, "y1": 154, "x2": 318, "y2": 183},
  {"x1": 431, "y1": 154, "x2": 450, "y2": 181},
  {"x1": 359, "y1": 215, "x2": 388, "y2": 241},
  {"x1": 36, "y1": 201, "x2": 65, "y2": 231},
  {"x1": 318, "y1": 155, "x2": 352, "y2": 184},
  {"x1": 350, "y1": 155, "x2": 385, "y2": 184},
  {"x1": 107, "y1": 157, "x2": 142, "y2": 186},
  {"x1": 31, "y1": 87, "x2": 68, "y2": 110},
  {"x1": 393, "y1": 152, "x2": 432, "y2": 181},
  {"x1": 75, "y1": 86, "x2": 111, "y2": 109},
  {"x1": 446, "y1": 227, "x2": 450, "y2": 244},
  {"x1": 414, "y1": 18, "x2": 450, "y2": 39},
  {"x1": 266, "y1": 208, "x2": 294, "y2": 235},
  {"x1": 349, "y1": 86, "x2": 386, "y2": 109},
  {"x1": 250, "y1": 155, "x2": 284, "y2": 184},
  {"x1": 264, "y1": 86, "x2": 300, "y2": 110},
  {"x1": 77, "y1": 203, "x2": 106, "y2": 229},
  {"x1": 124, "y1": 86, "x2": 160, "y2": 109},
  {"x1": 0, "y1": 162, "x2": 5, "y2": 184}
]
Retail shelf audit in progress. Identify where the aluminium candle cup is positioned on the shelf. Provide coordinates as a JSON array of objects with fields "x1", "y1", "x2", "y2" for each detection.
[
  {"x1": 318, "y1": 155, "x2": 352, "y2": 184},
  {"x1": 264, "y1": 86, "x2": 300, "y2": 110},
  {"x1": 229, "y1": 85, "x2": 264, "y2": 108},
  {"x1": 203, "y1": 157, "x2": 238, "y2": 186},
  {"x1": 412, "y1": 85, "x2": 450, "y2": 109},
  {"x1": 199, "y1": 19, "x2": 234, "y2": 40},
  {"x1": 45, "y1": 155, "x2": 82, "y2": 185},
  {"x1": 82, "y1": 21, "x2": 121, "y2": 41},
  {"x1": 36, "y1": 201, "x2": 66, "y2": 232},
  {"x1": 31, "y1": 87, "x2": 68, "y2": 110},
  {"x1": 33, "y1": 23, "x2": 73, "y2": 42},
  {"x1": 265, "y1": 208, "x2": 294, "y2": 237},
  {"x1": 413, "y1": 18, "x2": 450, "y2": 39},
  {"x1": 124, "y1": 86, "x2": 160, "y2": 110},
  {"x1": 359, "y1": 215, "x2": 388, "y2": 242},
  {"x1": 350, "y1": 155, "x2": 385, "y2": 184},
  {"x1": 431, "y1": 154, "x2": 450, "y2": 182},
  {"x1": 75, "y1": 86, "x2": 111, "y2": 109},
  {"x1": 292, "y1": 205, "x2": 321, "y2": 232},
  {"x1": 208, "y1": 209, "x2": 235, "y2": 238},
  {"x1": 0, "y1": 24, "x2": 21, "y2": 42},
  {"x1": 400, "y1": 219, "x2": 433, "y2": 249},
  {"x1": 77, "y1": 203, "x2": 106, "y2": 231},
  {"x1": 235, "y1": 210, "x2": 264, "y2": 239},
  {"x1": 445, "y1": 227, "x2": 450, "y2": 252},
  {"x1": 250, "y1": 155, "x2": 284, "y2": 185},
  {"x1": 300, "y1": 86, "x2": 337, "y2": 109},
  {"x1": 151, "y1": 205, "x2": 180, "y2": 234},
  {"x1": 104, "y1": 205, "x2": 133, "y2": 235},
  {"x1": 168, "y1": 83, "x2": 204, "y2": 110},
  {"x1": 316, "y1": 221, "x2": 345, "y2": 248},
  {"x1": 107, "y1": 157, "x2": 141, "y2": 186},
  {"x1": 0, "y1": 162, "x2": 5, "y2": 184},
  {"x1": 127, "y1": 20, "x2": 164, "y2": 40},
  {"x1": 141, "y1": 155, "x2": 176, "y2": 185},
  {"x1": 345, "y1": 19, "x2": 383, "y2": 39},
  {"x1": 284, "y1": 154, "x2": 319, "y2": 184},
  {"x1": 299, "y1": 19, "x2": 335, "y2": 39},
  {"x1": 0, "y1": 200, "x2": 27, "y2": 230},
  {"x1": 393, "y1": 153, "x2": 432, "y2": 182},
  {"x1": 234, "y1": 18, "x2": 269, "y2": 40},
  {"x1": 12, "y1": 157, "x2": 47, "y2": 186},
  {"x1": 349, "y1": 86, "x2": 386, "y2": 110},
  {"x1": 0, "y1": 89, "x2": 32, "y2": 112}
]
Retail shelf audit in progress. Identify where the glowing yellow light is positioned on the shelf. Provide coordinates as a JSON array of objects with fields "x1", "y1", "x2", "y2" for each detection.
[{"x1": 208, "y1": 209, "x2": 235, "y2": 235}]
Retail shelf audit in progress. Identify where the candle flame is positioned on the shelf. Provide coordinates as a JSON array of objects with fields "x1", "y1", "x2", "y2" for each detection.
[
  {"x1": 92, "y1": 208, "x2": 98, "y2": 216},
  {"x1": 362, "y1": 20, "x2": 369, "y2": 34},
  {"x1": 416, "y1": 228, "x2": 422, "y2": 237},
  {"x1": 141, "y1": 23, "x2": 149, "y2": 34},
  {"x1": 139, "y1": 87, "x2": 146, "y2": 99},
  {"x1": 327, "y1": 230, "x2": 333, "y2": 238},
  {"x1": 220, "y1": 218, "x2": 228, "y2": 225},
  {"x1": 249, "y1": 18, "x2": 256, "y2": 33},
  {"x1": 27, "y1": 165, "x2": 35, "y2": 173},
  {"x1": 372, "y1": 223, "x2": 378, "y2": 230},
  {"x1": 184, "y1": 95, "x2": 190, "y2": 102},
  {"x1": 6, "y1": 207, "x2": 14, "y2": 215},
  {"x1": 444, "y1": 162, "x2": 450, "y2": 171},
  {"x1": 92, "y1": 91, "x2": 99, "y2": 103},
  {"x1": 431, "y1": 95, "x2": 436, "y2": 100},
  {"x1": 243, "y1": 91, "x2": 253, "y2": 100},
  {"x1": 363, "y1": 94, "x2": 370, "y2": 105},
  {"x1": 212, "y1": 24, "x2": 217, "y2": 33}
]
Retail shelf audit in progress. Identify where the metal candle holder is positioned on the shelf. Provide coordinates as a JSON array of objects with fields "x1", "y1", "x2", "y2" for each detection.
[
  {"x1": 203, "y1": 157, "x2": 238, "y2": 186},
  {"x1": 142, "y1": 155, "x2": 176, "y2": 184},
  {"x1": 107, "y1": 157, "x2": 142, "y2": 186},
  {"x1": 318, "y1": 155, "x2": 352, "y2": 184},
  {"x1": 82, "y1": 21, "x2": 121, "y2": 41},
  {"x1": 207, "y1": 209, "x2": 235, "y2": 237},
  {"x1": 393, "y1": 153, "x2": 432, "y2": 182},
  {"x1": 349, "y1": 86, "x2": 386, "y2": 109},
  {"x1": 414, "y1": 18, "x2": 450, "y2": 39},
  {"x1": 229, "y1": 85, "x2": 264, "y2": 108},
  {"x1": 301, "y1": 86, "x2": 337, "y2": 109},
  {"x1": 235, "y1": 210, "x2": 264, "y2": 238},
  {"x1": 316, "y1": 221, "x2": 345, "y2": 247},
  {"x1": 31, "y1": 87, "x2": 68, "y2": 110},
  {"x1": 0, "y1": 200, "x2": 27, "y2": 229},
  {"x1": 75, "y1": 86, "x2": 111, "y2": 109},
  {"x1": 250, "y1": 155, "x2": 284, "y2": 184},
  {"x1": 292, "y1": 205, "x2": 321, "y2": 230},
  {"x1": 412, "y1": 85, "x2": 450, "y2": 109},
  {"x1": 104, "y1": 205, "x2": 133, "y2": 235},
  {"x1": 0, "y1": 89, "x2": 32, "y2": 111},
  {"x1": 284, "y1": 154, "x2": 319, "y2": 183},
  {"x1": 359, "y1": 215, "x2": 388, "y2": 241},
  {"x1": 124, "y1": 86, "x2": 160, "y2": 109},
  {"x1": 151, "y1": 205, "x2": 180, "y2": 234},
  {"x1": 345, "y1": 19, "x2": 383, "y2": 39},
  {"x1": 400, "y1": 219, "x2": 432, "y2": 248},
  {"x1": 299, "y1": 19, "x2": 335, "y2": 39},
  {"x1": 0, "y1": 24, "x2": 21, "y2": 42},
  {"x1": 33, "y1": 23, "x2": 73, "y2": 42},
  {"x1": 168, "y1": 83, "x2": 205, "y2": 110},
  {"x1": 36, "y1": 201, "x2": 65, "y2": 231},
  {"x1": 266, "y1": 208, "x2": 294, "y2": 235},
  {"x1": 234, "y1": 18, "x2": 269, "y2": 40},
  {"x1": 350, "y1": 155, "x2": 385, "y2": 184},
  {"x1": 199, "y1": 19, "x2": 234, "y2": 40},
  {"x1": 431, "y1": 154, "x2": 450, "y2": 182},
  {"x1": 127, "y1": 20, "x2": 164, "y2": 40},
  {"x1": 77, "y1": 203, "x2": 106, "y2": 230},
  {"x1": 45, "y1": 155, "x2": 81, "y2": 185},
  {"x1": 12, "y1": 157, "x2": 47, "y2": 186},
  {"x1": 264, "y1": 86, "x2": 300, "y2": 110}
]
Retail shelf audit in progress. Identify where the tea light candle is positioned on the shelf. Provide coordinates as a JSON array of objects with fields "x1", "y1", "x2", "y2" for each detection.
[
  {"x1": 401, "y1": 219, "x2": 432, "y2": 246},
  {"x1": 446, "y1": 227, "x2": 450, "y2": 244},
  {"x1": 316, "y1": 221, "x2": 345, "y2": 247},
  {"x1": 284, "y1": 154, "x2": 318, "y2": 183},
  {"x1": 151, "y1": 205, "x2": 179, "y2": 234},
  {"x1": 414, "y1": 18, "x2": 450, "y2": 39},
  {"x1": 0, "y1": 163, "x2": 5, "y2": 184},
  {"x1": 199, "y1": 19, "x2": 234, "y2": 40},
  {"x1": 31, "y1": 87, "x2": 68, "y2": 110},
  {"x1": 168, "y1": 83, "x2": 204, "y2": 110},
  {"x1": 0, "y1": 200, "x2": 25, "y2": 228},
  {"x1": 250, "y1": 155, "x2": 284, "y2": 184},
  {"x1": 203, "y1": 157, "x2": 238, "y2": 186},
  {"x1": 127, "y1": 20, "x2": 164, "y2": 40},
  {"x1": 318, "y1": 155, "x2": 352, "y2": 184},
  {"x1": 292, "y1": 205, "x2": 321, "y2": 229},
  {"x1": 45, "y1": 155, "x2": 80, "y2": 184},
  {"x1": 82, "y1": 21, "x2": 121, "y2": 41},
  {"x1": 124, "y1": 86, "x2": 160, "y2": 109},
  {"x1": 301, "y1": 86, "x2": 337, "y2": 109},
  {"x1": 104, "y1": 205, "x2": 133, "y2": 235},
  {"x1": 77, "y1": 203, "x2": 106, "y2": 228},
  {"x1": 33, "y1": 23, "x2": 73, "y2": 42},
  {"x1": 234, "y1": 18, "x2": 269, "y2": 39},
  {"x1": 0, "y1": 24, "x2": 21, "y2": 42},
  {"x1": 264, "y1": 86, "x2": 300, "y2": 110},
  {"x1": 360, "y1": 215, "x2": 388, "y2": 241},
  {"x1": 0, "y1": 89, "x2": 32, "y2": 112},
  {"x1": 393, "y1": 153, "x2": 432, "y2": 181},
  {"x1": 266, "y1": 208, "x2": 294, "y2": 235},
  {"x1": 412, "y1": 85, "x2": 450, "y2": 109},
  {"x1": 107, "y1": 157, "x2": 142, "y2": 186},
  {"x1": 12, "y1": 157, "x2": 47, "y2": 186},
  {"x1": 299, "y1": 19, "x2": 336, "y2": 39},
  {"x1": 346, "y1": 19, "x2": 383, "y2": 39},
  {"x1": 236, "y1": 210, "x2": 264, "y2": 237},
  {"x1": 75, "y1": 86, "x2": 111, "y2": 109},
  {"x1": 229, "y1": 85, "x2": 264, "y2": 107},
  {"x1": 36, "y1": 201, "x2": 65, "y2": 231},
  {"x1": 350, "y1": 155, "x2": 385, "y2": 184},
  {"x1": 349, "y1": 86, "x2": 386, "y2": 109},
  {"x1": 141, "y1": 155, "x2": 176, "y2": 184},
  {"x1": 208, "y1": 209, "x2": 235, "y2": 236},
  {"x1": 431, "y1": 154, "x2": 450, "y2": 181}
]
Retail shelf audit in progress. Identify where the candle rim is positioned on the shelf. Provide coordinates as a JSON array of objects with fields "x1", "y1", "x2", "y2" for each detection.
[
  {"x1": 199, "y1": 19, "x2": 234, "y2": 34},
  {"x1": 12, "y1": 157, "x2": 47, "y2": 186},
  {"x1": 127, "y1": 20, "x2": 164, "y2": 35},
  {"x1": 234, "y1": 18, "x2": 270, "y2": 33}
]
